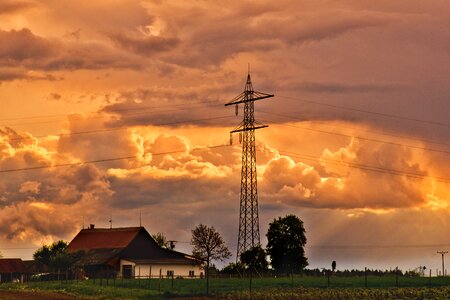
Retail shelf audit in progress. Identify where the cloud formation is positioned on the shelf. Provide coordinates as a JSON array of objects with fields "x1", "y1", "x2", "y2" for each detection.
[{"x1": 0, "y1": 0, "x2": 449, "y2": 271}]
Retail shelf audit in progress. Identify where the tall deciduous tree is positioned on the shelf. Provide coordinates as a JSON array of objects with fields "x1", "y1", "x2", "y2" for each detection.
[
  {"x1": 266, "y1": 215, "x2": 308, "y2": 274},
  {"x1": 191, "y1": 224, "x2": 231, "y2": 295}
]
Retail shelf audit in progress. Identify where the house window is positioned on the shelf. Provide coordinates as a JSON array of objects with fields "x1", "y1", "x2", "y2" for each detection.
[
  {"x1": 189, "y1": 270, "x2": 195, "y2": 277},
  {"x1": 122, "y1": 265, "x2": 133, "y2": 279},
  {"x1": 167, "y1": 270, "x2": 174, "y2": 278}
]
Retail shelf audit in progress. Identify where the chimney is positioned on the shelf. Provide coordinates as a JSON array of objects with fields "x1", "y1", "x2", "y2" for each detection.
[{"x1": 89, "y1": 224, "x2": 95, "y2": 229}]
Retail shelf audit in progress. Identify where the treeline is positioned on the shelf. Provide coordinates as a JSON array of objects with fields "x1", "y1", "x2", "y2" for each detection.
[
  {"x1": 304, "y1": 268, "x2": 421, "y2": 277},
  {"x1": 217, "y1": 267, "x2": 421, "y2": 277}
]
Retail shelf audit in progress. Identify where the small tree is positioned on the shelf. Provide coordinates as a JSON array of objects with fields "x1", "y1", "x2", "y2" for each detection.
[
  {"x1": 152, "y1": 232, "x2": 168, "y2": 248},
  {"x1": 221, "y1": 262, "x2": 245, "y2": 275},
  {"x1": 34, "y1": 240, "x2": 84, "y2": 279},
  {"x1": 191, "y1": 224, "x2": 231, "y2": 295},
  {"x1": 266, "y1": 215, "x2": 308, "y2": 274},
  {"x1": 240, "y1": 245, "x2": 268, "y2": 274}
]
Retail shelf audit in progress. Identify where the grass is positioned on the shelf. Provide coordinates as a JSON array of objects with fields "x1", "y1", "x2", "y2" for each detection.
[{"x1": 1, "y1": 275, "x2": 450, "y2": 299}]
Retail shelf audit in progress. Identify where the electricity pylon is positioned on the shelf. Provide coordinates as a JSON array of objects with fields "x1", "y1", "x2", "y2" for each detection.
[{"x1": 225, "y1": 72, "x2": 274, "y2": 260}]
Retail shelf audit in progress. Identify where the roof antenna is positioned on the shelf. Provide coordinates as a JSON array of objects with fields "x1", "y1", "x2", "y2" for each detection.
[
  {"x1": 139, "y1": 211, "x2": 142, "y2": 227},
  {"x1": 109, "y1": 215, "x2": 112, "y2": 229},
  {"x1": 248, "y1": 62, "x2": 250, "y2": 75},
  {"x1": 82, "y1": 216, "x2": 84, "y2": 230}
]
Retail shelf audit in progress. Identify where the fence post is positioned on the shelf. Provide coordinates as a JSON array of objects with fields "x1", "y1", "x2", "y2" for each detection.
[
  {"x1": 365, "y1": 267, "x2": 368, "y2": 288},
  {"x1": 148, "y1": 266, "x2": 152, "y2": 289},
  {"x1": 250, "y1": 268, "x2": 253, "y2": 294},
  {"x1": 158, "y1": 269, "x2": 161, "y2": 293},
  {"x1": 395, "y1": 267, "x2": 399, "y2": 287},
  {"x1": 291, "y1": 269, "x2": 294, "y2": 287},
  {"x1": 327, "y1": 271, "x2": 330, "y2": 287}
]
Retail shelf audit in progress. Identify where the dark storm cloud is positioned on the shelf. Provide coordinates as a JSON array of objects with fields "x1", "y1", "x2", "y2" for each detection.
[
  {"x1": 163, "y1": 8, "x2": 398, "y2": 68},
  {"x1": 0, "y1": 28, "x2": 143, "y2": 81},
  {"x1": 278, "y1": 10, "x2": 397, "y2": 44},
  {"x1": 108, "y1": 174, "x2": 237, "y2": 209},
  {"x1": 296, "y1": 81, "x2": 404, "y2": 94},
  {"x1": 0, "y1": 28, "x2": 55, "y2": 62},
  {"x1": 0, "y1": 0, "x2": 36, "y2": 14},
  {"x1": 100, "y1": 86, "x2": 236, "y2": 127},
  {"x1": 108, "y1": 32, "x2": 179, "y2": 56},
  {"x1": 0, "y1": 68, "x2": 57, "y2": 82}
]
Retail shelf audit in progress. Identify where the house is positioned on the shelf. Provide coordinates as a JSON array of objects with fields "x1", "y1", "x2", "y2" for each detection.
[
  {"x1": 0, "y1": 258, "x2": 28, "y2": 283},
  {"x1": 67, "y1": 225, "x2": 203, "y2": 279}
]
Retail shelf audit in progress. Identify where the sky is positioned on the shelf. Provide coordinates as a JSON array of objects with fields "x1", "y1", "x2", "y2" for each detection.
[{"x1": 0, "y1": 0, "x2": 449, "y2": 273}]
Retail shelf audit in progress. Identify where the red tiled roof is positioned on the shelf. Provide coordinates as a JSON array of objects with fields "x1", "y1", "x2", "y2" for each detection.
[
  {"x1": 68, "y1": 227, "x2": 142, "y2": 251},
  {"x1": 0, "y1": 259, "x2": 27, "y2": 273}
]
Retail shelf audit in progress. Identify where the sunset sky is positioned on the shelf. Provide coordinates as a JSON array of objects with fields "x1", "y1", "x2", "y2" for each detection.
[{"x1": 0, "y1": 0, "x2": 450, "y2": 272}]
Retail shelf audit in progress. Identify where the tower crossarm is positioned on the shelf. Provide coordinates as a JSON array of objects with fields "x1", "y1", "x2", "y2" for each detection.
[
  {"x1": 230, "y1": 125, "x2": 268, "y2": 133},
  {"x1": 224, "y1": 91, "x2": 274, "y2": 106}
]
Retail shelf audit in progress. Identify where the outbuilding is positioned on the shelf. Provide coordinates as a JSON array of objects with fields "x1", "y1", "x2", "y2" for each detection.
[
  {"x1": 68, "y1": 226, "x2": 203, "y2": 279},
  {"x1": 0, "y1": 258, "x2": 28, "y2": 283}
]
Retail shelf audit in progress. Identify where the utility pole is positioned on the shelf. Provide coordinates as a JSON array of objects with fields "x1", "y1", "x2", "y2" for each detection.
[
  {"x1": 437, "y1": 251, "x2": 448, "y2": 276},
  {"x1": 225, "y1": 70, "x2": 274, "y2": 260}
]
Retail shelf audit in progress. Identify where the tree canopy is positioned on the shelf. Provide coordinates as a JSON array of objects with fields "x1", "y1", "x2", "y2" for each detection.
[
  {"x1": 191, "y1": 224, "x2": 231, "y2": 263},
  {"x1": 221, "y1": 262, "x2": 245, "y2": 275},
  {"x1": 34, "y1": 240, "x2": 84, "y2": 272},
  {"x1": 191, "y1": 224, "x2": 231, "y2": 294},
  {"x1": 240, "y1": 245, "x2": 268, "y2": 273},
  {"x1": 266, "y1": 214, "x2": 308, "y2": 273},
  {"x1": 152, "y1": 232, "x2": 168, "y2": 248}
]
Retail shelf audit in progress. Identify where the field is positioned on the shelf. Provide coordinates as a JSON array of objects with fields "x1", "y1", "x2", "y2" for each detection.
[{"x1": 1, "y1": 276, "x2": 450, "y2": 299}]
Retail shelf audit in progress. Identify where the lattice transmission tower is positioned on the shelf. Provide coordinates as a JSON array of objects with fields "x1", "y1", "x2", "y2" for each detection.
[{"x1": 225, "y1": 71, "x2": 274, "y2": 260}]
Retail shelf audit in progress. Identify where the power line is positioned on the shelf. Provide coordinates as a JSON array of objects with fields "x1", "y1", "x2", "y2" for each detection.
[
  {"x1": 0, "y1": 247, "x2": 37, "y2": 250},
  {"x1": 0, "y1": 144, "x2": 231, "y2": 173},
  {"x1": 1, "y1": 102, "x2": 223, "y2": 128},
  {"x1": 260, "y1": 118, "x2": 450, "y2": 155},
  {"x1": 0, "y1": 99, "x2": 222, "y2": 122},
  {"x1": 279, "y1": 150, "x2": 450, "y2": 184},
  {"x1": 259, "y1": 110, "x2": 450, "y2": 148},
  {"x1": 6, "y1": 109, "x2": 449, "y2": 160},
  {"x1": 278, "y1": 94, "x2": 450, "y2": 128},
  {"x1": 8, "y1": 115, "x2": 233, "y2": 142},
  {"x1": 2, "y1": 93, "x2": 448, "y2": 129},
  {"x1": 2, "y1": 131, "x2": 449, "y2": 183},
  {"x1": 309, "y1": 244, "x2": 450, "y2": 250}
]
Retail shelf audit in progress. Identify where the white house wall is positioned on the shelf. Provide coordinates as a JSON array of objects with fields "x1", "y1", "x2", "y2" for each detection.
[{"x1": 120, "y1": 259, "x2": 203, "y2": 278}]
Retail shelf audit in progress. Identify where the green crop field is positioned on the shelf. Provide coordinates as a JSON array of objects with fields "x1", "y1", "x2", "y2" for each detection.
[{"x1": 1, "y1": 276, "x2": 450, "y2": 299}]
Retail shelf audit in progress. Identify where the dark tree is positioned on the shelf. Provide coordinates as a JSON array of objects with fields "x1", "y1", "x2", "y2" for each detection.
[
  {"x1": 191, "y1": 224, "x2": 231, "y2": 295},
  {"x1": 34, "y1": 240, "x2": 84, "y2": 278},
  {"x1": 266, "y1": 215, "x2": 308, "y2": 274},
  {"x1": 332, "y1": 261, "x2": 337, "y2": 272},
  {"x1": 152, "y1": 232, "x2": 168, "y2": 248},
  {"x1": 221, "y1": 262, "x2": 245, "y2": 275},
  {"x1": 240, "y1": 245, "x2": 268, "y2": 273}
]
